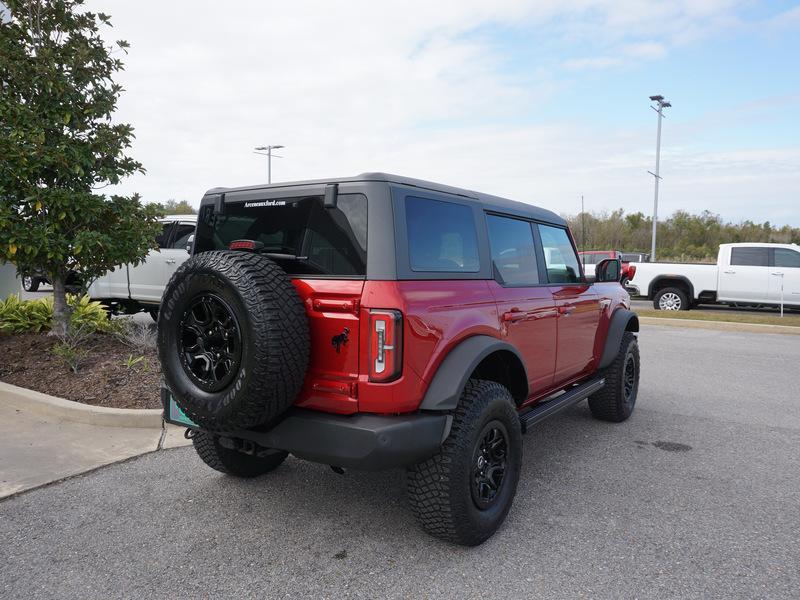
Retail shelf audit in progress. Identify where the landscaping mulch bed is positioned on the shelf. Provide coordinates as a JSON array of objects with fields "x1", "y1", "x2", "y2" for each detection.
[{"x1": 0, "y1": 332, "x2": 161, "y2": 409}]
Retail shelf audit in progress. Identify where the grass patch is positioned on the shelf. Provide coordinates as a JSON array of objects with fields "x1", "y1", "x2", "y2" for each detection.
[{"x1": 634, "y1": 309, "x2": 800, "y2": 327}]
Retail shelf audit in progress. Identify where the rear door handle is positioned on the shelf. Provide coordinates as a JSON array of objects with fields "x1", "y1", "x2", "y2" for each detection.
[
  {"x1": 165, "y1": 259, "x2": 176, "y2": 264},
  {"x1": 723, "y1": 270, "x2": 736, "y2": 274},
  {"x1": 772, "y1": 272, "x2": 784, "y2": 276},
  {"x1": 558, "y1": 306, "x2": 575, "y2": 316}
]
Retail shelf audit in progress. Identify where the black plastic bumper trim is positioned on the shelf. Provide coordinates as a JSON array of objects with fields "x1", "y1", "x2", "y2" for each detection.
[{"x1": 162, "y1": 389, "x2": 448, "y2": 471}]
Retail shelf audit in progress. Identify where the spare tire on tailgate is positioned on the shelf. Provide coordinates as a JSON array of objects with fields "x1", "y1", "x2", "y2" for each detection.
[{"x1": 158, "y1": 250, "x2": 310, "y2": 432}]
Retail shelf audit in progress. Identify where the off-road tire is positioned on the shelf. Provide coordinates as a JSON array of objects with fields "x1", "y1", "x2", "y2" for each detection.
[
  {"x1": 653, "y1": 287, "x2": 688, "y2": 311},
  {"x1": 158, "y1": 251, "x2": 309, "y2": 432},
  {"x1": 22, "y1": 276, "x2": 39, "y2": 292},
  {"x1": 192, "y1": 431, "x2": 288, "y2": 477},
  {"x1": 406, "y1": 379, "x2": 522, "y2": 546},
  {"x1": 588, "y1": 331, "x2": 639, "y2": 422}
]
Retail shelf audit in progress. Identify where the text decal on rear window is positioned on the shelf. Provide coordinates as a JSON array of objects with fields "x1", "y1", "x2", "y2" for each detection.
[{"x1": 244, "y1": 200, "x2": 287, "y2": 208}]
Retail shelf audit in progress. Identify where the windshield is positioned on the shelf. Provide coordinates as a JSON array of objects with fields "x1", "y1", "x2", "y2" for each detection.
[{"x1": 194, "y1": 194, "x2": 367, "y2": 276}]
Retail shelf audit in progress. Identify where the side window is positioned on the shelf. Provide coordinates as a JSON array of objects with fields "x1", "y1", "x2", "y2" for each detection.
[
  {"x1": 155, "y1": 223, "x2": 173, "y2": 249},
  {"x1": 170, "y1": 224, "x2": 196, "y2": 250},
  {"x1": 537, "y1": 224, "x2": 581, "y2": 284},
  {"x1": 774, "y1": 248, "x2": 800, "y2": 268},
  {"x1": 730, "y1": 247, "x2": 769, "y2": 267},
  {"x1": 486, "y1": 214, "x2": 538, "y2": 285},
  {"x1": 405, "y1": 196, "x2": 479, "y2": 272}
]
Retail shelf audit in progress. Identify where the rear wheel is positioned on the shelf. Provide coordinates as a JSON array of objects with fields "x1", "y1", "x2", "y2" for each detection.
[
  {"x1": 653, "y1": 287, "x2": 688, "y2": 311},
  {"x1": 22, "y1": 275, "x2": 39, "y2": 292},
  {"x1": 192, "y1": 431, "x2": 288, "y2": 477},
  {"x1": 588, "y1": 332, "x2": 639, "y2": 422},
  {"x1": 406, "y1": 379, "x2": 522, "y2": 546}
]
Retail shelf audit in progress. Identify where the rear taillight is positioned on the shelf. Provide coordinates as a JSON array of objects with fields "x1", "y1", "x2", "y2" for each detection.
[
  {"x1": 628, "y1": 265, "x2": 636, "y2": 280},
  {"x1": 369, "y1": 309, "x2": 402, "y2": 382}
]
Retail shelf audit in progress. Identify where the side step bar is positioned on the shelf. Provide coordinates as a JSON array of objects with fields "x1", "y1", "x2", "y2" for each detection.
[{"x1": 519, "y1": 377, "x2": 605, "y2": 433}]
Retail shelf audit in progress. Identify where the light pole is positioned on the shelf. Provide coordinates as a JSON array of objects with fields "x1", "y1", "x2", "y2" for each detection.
[
  {"x1": 254, "y1": 145, "x2": 284, "y2": 184},
  {"x1": 648, "y1": 95, "x2": 670, "y2": 262}
]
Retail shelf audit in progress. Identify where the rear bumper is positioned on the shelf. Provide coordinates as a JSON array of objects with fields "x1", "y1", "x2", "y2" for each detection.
[{"x1": 162, "y1": 388, "x2": 450, "y2": 471}]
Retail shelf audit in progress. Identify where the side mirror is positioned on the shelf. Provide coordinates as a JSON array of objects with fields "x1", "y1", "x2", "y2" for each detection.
[
  {"x1": 185, "y1": 234, "x2": 195, "y2": 254},
  {"x1": 596, "y1": 258, "x2": 621, "y2": 283}
]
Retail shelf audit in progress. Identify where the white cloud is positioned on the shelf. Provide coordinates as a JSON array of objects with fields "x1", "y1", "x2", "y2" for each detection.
[{"x1": 78, "y1": 0, "x2": 799, "y2": 226}]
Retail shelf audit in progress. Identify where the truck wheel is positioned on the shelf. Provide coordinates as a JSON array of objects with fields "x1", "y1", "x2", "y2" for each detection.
[
  {"x1": 588, "y1": 332, "x2": 639, "y2": 422},
  {"x1": 158, "y1": 250, "x2": 310, "y2": 432},
  {"x1": 653, "y1": 287, "x2": 688, "y2": 310},
  {"x1": 406, "y1": 379, "x2": 522, "y2": 546},
  {"x1": 192, "y1": 431, "x2": 288, "y2": 477},
  {"x1": 22, "y1": 275, "x2": 39, "y2": 292}
]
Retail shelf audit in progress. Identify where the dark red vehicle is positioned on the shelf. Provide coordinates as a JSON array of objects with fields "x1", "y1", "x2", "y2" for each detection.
[
  {"x1": 579, "y1": 250, "x2": 637, "y2": 286},
  {"x1": 159, "y1": 173, "x2": 640, "y2": 546}
]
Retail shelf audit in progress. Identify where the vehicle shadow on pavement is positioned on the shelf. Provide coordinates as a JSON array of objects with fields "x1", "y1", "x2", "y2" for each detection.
[{"x1": 176, "y1": 401, "x2": 635, "y2": 550}]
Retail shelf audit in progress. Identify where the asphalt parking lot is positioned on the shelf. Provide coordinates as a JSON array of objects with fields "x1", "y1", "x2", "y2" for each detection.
[{"x1": 2, "y1": 325, "x2": 799, "y2": 599}]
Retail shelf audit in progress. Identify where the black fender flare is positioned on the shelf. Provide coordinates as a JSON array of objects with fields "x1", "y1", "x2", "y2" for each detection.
[
  {"x1": 599, "y1": 309, "x2": 639, "y2": 369},
  {"x1": 649, "y1": 275, "x2": 695, "y2": 301},
  {"x1": 419, "y1": 335, "x2": 528, "y2": 412}
]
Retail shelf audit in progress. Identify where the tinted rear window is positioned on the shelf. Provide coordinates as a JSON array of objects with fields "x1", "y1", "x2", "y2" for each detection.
[
  {"x1": 195, "y1": 194, "x2": 367, "y2": 276},
  {"x1": 730, "y1": 247, "x2": 768, "y2": 267},
  {"x1": 405, "y1": 196, "x2": 479, "y2": 273}
]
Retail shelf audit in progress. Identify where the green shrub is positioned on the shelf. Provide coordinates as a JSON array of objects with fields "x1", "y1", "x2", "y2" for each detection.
[
  {"x1": 0, "y1": 295, "x2": 52, "y2": 333},
  {"x1": 0, "y1": 294, "x2": 110, "y2": 334},
  {"x1": 51, "y1": 322, "x2": 94, "y2": 373},
  {"x1": 68, "y1": 294, "x2": 111, "y2": 332}
]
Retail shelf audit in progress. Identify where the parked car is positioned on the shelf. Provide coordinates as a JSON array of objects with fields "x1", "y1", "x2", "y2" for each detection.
[
  {"x1": 19, "y1": 268, "x2": 82, "y2": 293},
  {"x1": 88, "y1": 214, "x2": 197, "y2": 319},
  {"x1": 159, "y1": 173, "x2": 641, "y2": 546},
  {"x1": 579, "y1": 250, "x2": 637, "y2": 285},
  {"x1": 627, "y1": 242, "x2": 800, "y2": 310}
]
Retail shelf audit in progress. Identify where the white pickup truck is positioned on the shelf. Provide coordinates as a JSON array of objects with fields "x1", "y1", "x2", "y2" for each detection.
[
  {"x1": 88, "y1": 215, "x2": 197, "y2": 319},
  {"x1": 627, "y1": 242, "x2": 800, "y2": 311}
]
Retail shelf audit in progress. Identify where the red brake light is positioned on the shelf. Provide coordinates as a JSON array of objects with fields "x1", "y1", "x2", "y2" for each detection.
[
  {"x1": 229, "y1": 239, "x2": 259, "y2": 251},
  {"x1": 628, "y1": 265, "x2": 636, "y2": 279},
  {"x1": 369, "y1": 309, "x2": 403, "y2": 382}
]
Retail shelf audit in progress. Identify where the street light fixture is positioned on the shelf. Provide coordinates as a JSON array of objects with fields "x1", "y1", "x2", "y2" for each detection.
[
  {"x1": 648, "y1": 95, "x2": 671, "y2": 261},
  {"x1": 254, "y1": 144, "x2": 284, "y2": 184}
]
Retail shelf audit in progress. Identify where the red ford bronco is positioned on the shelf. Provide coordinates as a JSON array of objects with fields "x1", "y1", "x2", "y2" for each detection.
[{"x1": 159, "y1": 173, "x2": 640, "y2": 546}]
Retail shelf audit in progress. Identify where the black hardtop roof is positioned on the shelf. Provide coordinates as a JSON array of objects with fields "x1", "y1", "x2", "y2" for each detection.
[{"x1": 205, "y1": 172, "x2": 566, "y2": 226}]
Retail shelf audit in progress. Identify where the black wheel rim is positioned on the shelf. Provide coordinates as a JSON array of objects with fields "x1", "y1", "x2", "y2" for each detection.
[
  {"x1": 178, "y1": 294, "x2": 242, "y2": 392},
  {"x1": 471, "y1": 421, "x2": 509, "y2": 510},
  {"x1": 22, "y1": 276, "x2": 31, "y2": 290},
  {"x1": 623, "y1": 353, "x2": 637, "y2": 403}
]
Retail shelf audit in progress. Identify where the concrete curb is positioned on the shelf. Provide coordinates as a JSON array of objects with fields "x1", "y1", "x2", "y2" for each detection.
[
  {"x1": 0, "y1": 381, "x2": 163, "y2": 428},
  {"x1": 639, "y1": 316, "x2": 800, "y2": 335}
]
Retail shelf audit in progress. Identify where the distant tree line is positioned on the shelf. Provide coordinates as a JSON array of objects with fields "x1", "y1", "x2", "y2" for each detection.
[
  {"x1": 159, "y1": 199, "x2": 196, "y2": 214},
  {"x1": 566, "y1": 209, "x2": 800, "y2": 262}
]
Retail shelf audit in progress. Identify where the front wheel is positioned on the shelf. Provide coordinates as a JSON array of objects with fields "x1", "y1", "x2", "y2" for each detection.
[
  {"x1": 406, "y1": 379, "x2": 522, "y2": 546},
  {"x1": 588, "y1": 331, "x2": 640, "y2": 422},
  {"x1": 192, "y1": 431, "x2": 288, "y2": 478},
  {"x1": 653, "y1": 287, "x2": 688, "y2": 311}
]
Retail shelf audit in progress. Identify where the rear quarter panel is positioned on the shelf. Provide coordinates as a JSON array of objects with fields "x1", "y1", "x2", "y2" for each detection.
[
  {"x1": 629, "y1": 262, "x2": 718, "y2": 299},
  {"x1": 357, "y1": 280, "x2": 500, "y2": 414}
]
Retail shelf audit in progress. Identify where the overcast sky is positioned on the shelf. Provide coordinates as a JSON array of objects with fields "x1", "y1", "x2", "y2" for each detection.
[{"x1": 85, "y1": 1, "x2": 800, "y2": 225}]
